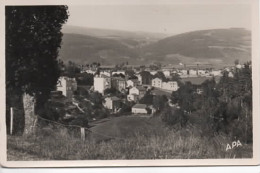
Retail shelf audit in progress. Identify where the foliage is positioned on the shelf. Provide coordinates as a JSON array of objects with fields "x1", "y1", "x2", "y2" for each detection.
[
  {"x1": 171, "y1": 81, "x2": 196, "y2": 113},
  {"x1": 139, "y1": 93, "x2": 153, "y2": 105},
  {"x1": 89, "y1": 91, "x2": 104, "y2": 109},
  {"x1": 7, "y1": 124, "x2": 252, "y2": 160},
  {"x1": 152, "y1": 95, "x2": 168, "y2": 112},
  {"x1": 153, "y1": 71, "x2": 167, "y2": 81},
  {"x1": 161, "y1": 106, "x2": 187, "y2": 127},
  {"x1": 139, "y1": 71, "x2": 153, "y2": 85},
  {"x1": 6, "y1": 6, "x2": 69, "y2": 113},
  {"x1": 104, "y1": 88, "x2": 119, "y2": 96},
  {"x1": 169, "y1": 63, "x2": 252, "y2": 143},
  {"x1": 76, "y1": 72, "x2": 94, "y2": 86}
]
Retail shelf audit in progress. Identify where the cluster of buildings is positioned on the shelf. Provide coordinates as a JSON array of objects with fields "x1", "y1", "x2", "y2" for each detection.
[{"x1": 56, "y1": 62, "x2": 245, "y2": 115}]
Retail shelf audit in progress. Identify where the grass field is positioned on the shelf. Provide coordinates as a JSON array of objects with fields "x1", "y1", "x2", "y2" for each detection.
[{"x1": 7, "y1": 116, "x2": 253, "y2": 160}]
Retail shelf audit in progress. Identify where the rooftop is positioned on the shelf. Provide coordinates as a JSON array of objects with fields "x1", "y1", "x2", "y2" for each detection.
[
  {"x1": 135, "y1": 86, "x2": 146, "y2": 91},
  {"x1": 110, "y1": 96, "x2": 120, "y2": 101},
  {"x1": 132, "y1": 104, "x2": 147, "y2": 109}
]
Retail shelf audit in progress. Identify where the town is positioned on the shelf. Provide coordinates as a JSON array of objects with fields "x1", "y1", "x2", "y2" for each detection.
[
  {"x1": 54, "y1": 61, "x2": 243, "y2": 121},
  {"x1": 5, "y1": 5, "x2": 254, "y2": 162}
]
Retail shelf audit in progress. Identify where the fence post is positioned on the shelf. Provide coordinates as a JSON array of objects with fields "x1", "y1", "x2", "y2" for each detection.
[
  {"x1": 10, "y1": 107, "x2": 13, "y2": 135},
  {"x1": 81, "y1": 128, "x2": 85, "y2": 141}
]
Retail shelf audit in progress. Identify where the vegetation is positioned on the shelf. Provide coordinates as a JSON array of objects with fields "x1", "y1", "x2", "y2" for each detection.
[
  {"x1": 169, "y1": 63, "x2": 252, "y2": 143},
  {"x1": 6, "y1": 6, "x2": 69, "y2": 134},
  {"x1": 7, "y1": 118, "x2": 252, "y2": 160}
]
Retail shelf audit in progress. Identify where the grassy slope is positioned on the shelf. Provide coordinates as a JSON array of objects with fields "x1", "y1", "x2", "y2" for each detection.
[
  {"x1": 140, "y1": 28, "x2": 251, "y2": 64},
  {"x1": 7, "y1": 116, "x2": 252, "y2": 160},
  {"x1": 59, "y1": 33, "x2": 139, "y2": 65}
]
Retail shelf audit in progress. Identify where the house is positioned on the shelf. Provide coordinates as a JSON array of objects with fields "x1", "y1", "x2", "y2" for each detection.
[
  {"x1": 210, "y1": 70, "x2": 222, "y2": 76},
  {"x1": 112, "y1": 71, "x2": 126, "y2": 76},
  {"x1": 127, "y1": 86, "x2": 146, "y2": 101},
  {"x1": 126, "y1": 79, "x2": 139, "y2": 88},
  {"x1": 132, "y1": 104, "x2": 148, "y2": 114},
  {"x1": 84, "y1": 69, "x2": 96, "y2": 74},
  {"x1": 129, "y1": 86, "x2": 146, "y2": 98},
  {"x1": 162, "y1": 81, "x2": 179, "y2": 91},
  {"x1": 111, "y1": 77, "x2": 126, "y2": 92},
  {"x1": 100, "y1": 71, "x2": 111, "y2": 77},
  {"x1": 163, "y1": 70, "x2": 171, "y2": 77},
  {"x1": 228, "y1": 71, "x2": 234, "y2": 78},
  {"x1": 197, "y1": 69, "x2": 206, "y2": 76},
  {"x1": 188, "y1": 69, "x2": 198, "y2": 76},
  {"x1": 127, "y1": 94, "x2": 139, "y2": 102},
  {"x1": 196, "y1": 88, "x2": 203, "y2": 95},
  {"x1": 151, "y1": 78, "x2": 163, "y2": 88},
  {"x1": 136, "y1": 74, "x2": 142, "y2": 85},
  {"x1": 150, "y1": 71, "x2": 157, "y2": 75},
  {"x1": 56, "y1": 76, "x2": 77, "y2": 100},
  {"x1": 104, "y1": 96, "x2": 121, "y2": 113},
  {"x1": 94, "y1": 74, "x2": 111, "y2": 95}
]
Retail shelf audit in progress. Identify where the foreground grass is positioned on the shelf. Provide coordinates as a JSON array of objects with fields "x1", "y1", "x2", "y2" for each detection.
[{"x1": 7, "y1": 123, "x2": 252, "y2": 160}]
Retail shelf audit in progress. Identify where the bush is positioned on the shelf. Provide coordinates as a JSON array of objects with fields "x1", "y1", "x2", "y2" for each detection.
[{"x1": 160, "y1": 106, "x2": 187, "y2": 127}]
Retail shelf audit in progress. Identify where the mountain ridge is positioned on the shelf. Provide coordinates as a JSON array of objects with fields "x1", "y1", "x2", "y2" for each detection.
[{"x1": 59, "y1": 27, "x2": 251, "y2": 66}]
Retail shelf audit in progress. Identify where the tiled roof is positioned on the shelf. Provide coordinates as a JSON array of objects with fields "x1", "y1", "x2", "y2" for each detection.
[
  {"x1": 132, "y1": 104, "x2": 147, "y2": 109},
  {"x1": 110, "y1": 96, "x2": 120, "y2": 101},
  {"x1": 135, "y1": 86, "x2": 146, "y2": 91}
]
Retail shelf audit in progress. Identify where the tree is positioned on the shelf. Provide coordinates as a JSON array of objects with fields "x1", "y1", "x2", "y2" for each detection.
[
  {"x1": 153, "y1": 95, "x2": 168, "y2": 112},
  {"x1": 139, "y1": 93, "x2": 153, "y2": 105},
  {"x1": 89, "y1": 91, "x2": 104, "y2": 109},
  {"x1": 139, "y1": 71, "x2": 153, "y2": 85},
  {"x1": 154, "y1": 71, "x2": 167, "y2": 81},
  {"x1": 6, "y1": 6, "x2": 69, "y2": 135},
  {"x1": 171, "y1": 82, "x2": 195, "y2": 113}
]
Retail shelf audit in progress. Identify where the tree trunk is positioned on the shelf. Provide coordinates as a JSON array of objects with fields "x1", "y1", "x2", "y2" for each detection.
[{"x1": 23, "y1": 93, "x2": 37, "y2": 135}]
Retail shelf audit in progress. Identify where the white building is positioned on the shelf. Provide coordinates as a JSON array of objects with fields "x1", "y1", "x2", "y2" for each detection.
[
  {"x1": 132, "y1": 104, "x2": 148, "y2": 114},
  {"x1": 100, "y1": 71, "x2": 111, "y2": 77},
  {"x1": 150, "y1": 71, "x2": 157, "y2": 75},
  {"x1": 136, "y1": 74, "x2": 142, "y2": 85},
  {"x1": 162, "y1": 81, "x2": 179, "y2": 91},
  {"x1": 128, "y1": 86, "x2": 146, "y2": 101},
  {"x1": 56, "y1": 76, "x2": 77, "y2": 100},
  {"x1": 84, "y1": 69, "x2": 96, "y2": 74},
  {"x1": 188, "y1": 69, "x2": 198, "y2": 76},
  {"x1": 210, "y1": 70, "x2": 222, "y2": 76},
  {"x1": 129, "y1": 86, "x2": 146, "y2": 97},
  {"x1": 163, "y1": 70, "x2": 171, "y2": 77},
  {"x1": 151, "y1": 78, "x2": 163, "y2": 88},
  {"x1": 112, "y1": 71, "x2": 126, "y2": 76},
  {"x1": 127, "y1": 79, "x2": 139, "y2": 88},
  {"x1": 127, "y1": 94, "x2": 138, "y2": 102},
  {"x1": 94, "y1": 75, "x2": 111, "y2": 95},
  {"x1": 104, "y1": 96, "x2": 121, "y2": 112},
  {"x1": 197, "y1": 70, "x2": 206, "y2": 76}
]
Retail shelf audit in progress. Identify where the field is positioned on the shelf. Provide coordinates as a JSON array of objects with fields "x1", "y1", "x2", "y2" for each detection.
[{"x1": 7, "y1": 115, "x2": 252, "y2": 160}]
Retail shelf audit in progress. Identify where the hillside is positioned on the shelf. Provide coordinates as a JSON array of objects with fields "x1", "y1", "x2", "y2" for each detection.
[
  {"x1": 62, "y1": 25, "x2": 168, "y2": 48},
  {"x1": 59, "y1": 33, "x2": 141, "y2": 65},
  {"x1": 142, "y1": 28, "x2": 251, "y2": 65},
  {"x1": 59, "y1": 28, "x2": 251, "y2": 66}
]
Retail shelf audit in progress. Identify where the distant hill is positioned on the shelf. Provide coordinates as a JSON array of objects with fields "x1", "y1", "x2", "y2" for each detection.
[
  {"x1": 62, "y1": 25, "x2": 168, "y2": 48},
  {"x1": 59, "y1": 33, "x2": 140, "y2": 65},
  {"x1": 59, "y1": 27, "x2": 251, "y2": 66},
  {"x1": 142, "y1": 28, "x2": 251, "y2": 65}
]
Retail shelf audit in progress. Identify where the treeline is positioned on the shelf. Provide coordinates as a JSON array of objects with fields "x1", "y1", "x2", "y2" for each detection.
[{"x1": 162, "y1": 62, "x2": 252, "y2": 143}]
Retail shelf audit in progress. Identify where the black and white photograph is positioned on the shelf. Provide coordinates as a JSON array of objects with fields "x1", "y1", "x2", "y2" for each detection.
[{"x1": 1, "y1": 0, "x2": 259, "y2": 167}]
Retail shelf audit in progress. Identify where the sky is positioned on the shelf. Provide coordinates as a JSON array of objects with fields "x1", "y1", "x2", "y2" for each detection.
[{"x1": 65, "y1": 3, "x2": 251, "y2": 34}]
